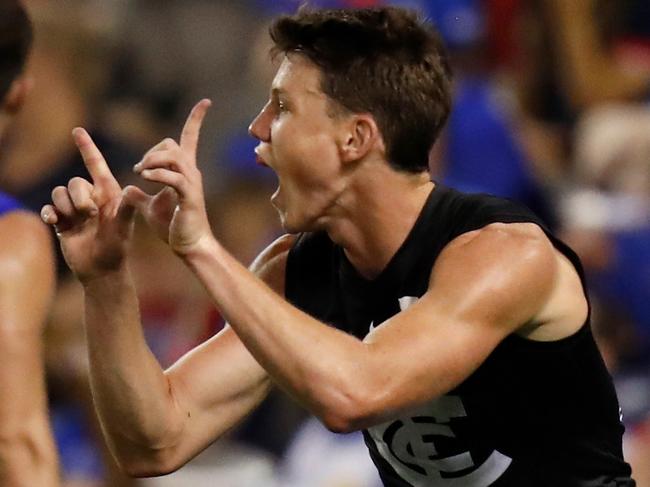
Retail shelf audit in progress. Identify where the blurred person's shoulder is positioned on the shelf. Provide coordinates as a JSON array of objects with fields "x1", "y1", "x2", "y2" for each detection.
[{"x1": 0, "y1": 202, "x2": 53, "y2": 318}]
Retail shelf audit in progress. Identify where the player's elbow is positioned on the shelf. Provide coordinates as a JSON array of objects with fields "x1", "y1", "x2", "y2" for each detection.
[
  {"x1": 117, "y1": 448, "x2": 182, "y2": 478},
  {"x1": 318, "y1": 385, "x2": 380, "y2": 433},
  {"x1": 111, "y1": 433, "x2": 187, "y2": 478},
  {"x1": 313, "y1": 361, "x2": 393, "y2": 433},
  {"x1": 122, "y1": 462, "x2": 178, "y2": 479},
  {"x1": 321, "y1": 411, "x2": 357, "y2": 434},
  {"x1": 320, "y1": 402, "x2": 378, "y2": 433}
]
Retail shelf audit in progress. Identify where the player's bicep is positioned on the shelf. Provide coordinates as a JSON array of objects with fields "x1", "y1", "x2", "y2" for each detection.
[{"x1": 361, "y1": 223, "x2": 557, "y2": 416}]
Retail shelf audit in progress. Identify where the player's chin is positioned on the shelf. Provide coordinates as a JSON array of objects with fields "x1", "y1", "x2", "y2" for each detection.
[
  {"x1": 277, "y1": 211, "x2": 300, "y2": 234},
  {"x1": 272, "y1": 191, "x2": 312, "y2": 233},
  {"x1": 275, "y1": 205, "x2": 305, "y2": 234}
]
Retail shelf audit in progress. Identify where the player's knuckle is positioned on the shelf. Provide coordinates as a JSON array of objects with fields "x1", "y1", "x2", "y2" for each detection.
[
  {"x1": 141, "y1": 154, "x2": 153, "y2": 166},
  {"x1": 175, "y1": 173, "x2": 187, "y2": 188},
  {"x1": 68, "y1": 176, "x2": 88, "y2": 190},
  {"x1": 51, "y1": 186, "x2": 67, "y2": 199},
  {"x1": 172, "y1": 146, "x2": 185, "y2": 159}
]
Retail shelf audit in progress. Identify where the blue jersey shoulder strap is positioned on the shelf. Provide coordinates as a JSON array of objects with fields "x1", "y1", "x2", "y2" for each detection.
[{"x1": 0, "y1": 191, "x2": 23, "y2": 216}]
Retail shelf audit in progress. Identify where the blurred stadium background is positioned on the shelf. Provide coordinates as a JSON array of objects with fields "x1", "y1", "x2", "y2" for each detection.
[{"x1": 0, "y1": 0, "x2": 648, "y2": 485}]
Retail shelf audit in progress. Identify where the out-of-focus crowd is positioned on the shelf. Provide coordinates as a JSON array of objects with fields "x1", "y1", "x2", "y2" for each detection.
[{"x1": 0, "y1": 0, "x2": 648, "y2": 485}]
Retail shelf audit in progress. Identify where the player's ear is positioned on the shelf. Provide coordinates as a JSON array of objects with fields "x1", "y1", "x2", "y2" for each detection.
[
  {"x1": 339, "y1": 113, "x2": 382, "y2": 163},
  {"x1": 2, "y1": 75, "x2": 33, "y2": 115}
]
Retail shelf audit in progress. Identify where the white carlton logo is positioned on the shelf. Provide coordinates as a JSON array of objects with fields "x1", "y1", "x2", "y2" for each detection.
[{"x1": 366, "y1": 296, "x2": 512, "y2": 487}]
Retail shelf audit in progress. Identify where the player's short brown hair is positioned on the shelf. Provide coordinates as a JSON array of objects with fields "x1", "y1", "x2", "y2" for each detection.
[{"x1": 270, "y1": 7, "x2": 452, "y2": 173}]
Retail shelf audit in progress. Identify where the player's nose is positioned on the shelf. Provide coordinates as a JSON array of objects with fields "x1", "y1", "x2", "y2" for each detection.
[{"x1": 248, "y1": 104, "x2": 271, "y2": 143}]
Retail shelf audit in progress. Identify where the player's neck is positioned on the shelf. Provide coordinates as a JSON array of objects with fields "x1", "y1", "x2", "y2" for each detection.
[{"x1": 325, "y1": 163, "x2": 434, "y2": 280}]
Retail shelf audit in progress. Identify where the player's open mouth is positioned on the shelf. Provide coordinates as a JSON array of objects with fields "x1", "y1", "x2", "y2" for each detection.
[{"x1": 255, "y1": 152, "x2": 269, "y2": 168}]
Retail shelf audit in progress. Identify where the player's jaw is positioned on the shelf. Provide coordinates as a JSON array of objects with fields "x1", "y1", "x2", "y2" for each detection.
[
  {"x1": 254, "y1": 147, "x2": 292, "y2": 230},
  {"x1": 259, "y1": 155, "x2": 341, "y2": 234},
  {"x1": 267, "y1": 169, "x2": 306, "y2": 233}
]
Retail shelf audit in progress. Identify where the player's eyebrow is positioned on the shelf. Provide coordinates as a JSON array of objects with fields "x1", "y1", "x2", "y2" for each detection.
[{"x1": 271, "y1": 86, "x2": 321, "y2": 99}]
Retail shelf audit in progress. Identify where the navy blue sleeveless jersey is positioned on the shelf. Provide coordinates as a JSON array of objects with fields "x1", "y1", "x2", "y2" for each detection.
[
  {"x1": 0, "y1": 191, "x2": 22, "y2": 216},
  {"x1": 285, "y1": 184, "x2": 634, "y2": 487}
]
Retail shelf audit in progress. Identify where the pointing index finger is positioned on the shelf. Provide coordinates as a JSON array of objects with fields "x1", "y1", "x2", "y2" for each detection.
[
  {"x1": 180, "y1": 99, "x2": 212, "y2": 155},
  {"x1": 72, "y1": 127, "x2": 120, "y2": 195}
]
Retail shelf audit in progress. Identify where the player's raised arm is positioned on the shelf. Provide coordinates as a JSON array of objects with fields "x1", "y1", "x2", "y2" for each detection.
[
  {"x1": 41, "y1": 127, "x2": 281, "y2": 477},
  {"x1": 175, "y1": 220, "x2": 563, "y2": 433}
]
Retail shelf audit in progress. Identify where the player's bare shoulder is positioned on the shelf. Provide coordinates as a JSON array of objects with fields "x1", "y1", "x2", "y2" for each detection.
[
  {"x1": 472, "y1": 223, "x2": 588, "y2": 341},
  {"x1": 249, "y1": 233, "x2": 297, "y2": 296},
  {"x1": 0, "y1": 210, "x2": 53, "y2": 273},
  {"x1": 447, "y1": 221, "x2": 553, "y2": 255},
  {"x1": 438, "y1": 222, "x2": 587, "y2": 340},
  {"x1": 427, "y1": 222, "x2": 563, "y2": 335},
  {"x1": 436, "y1": 221, "x2": 557, "y2": 285},
  {"x1": 0, "y1": 210, "x2": 55, "y2": 333}
]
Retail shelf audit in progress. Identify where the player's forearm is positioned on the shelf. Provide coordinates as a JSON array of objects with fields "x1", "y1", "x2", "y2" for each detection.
[
  {"x1": 549, "y1": 0, "x2": 650, "y2": 107},
  {"x1": 0, "y1": 326, "x2": 59, "y2": 486},
  {"x1": 82, "y1": 267, "x2": 185, "y2": 459},
  {"x1": 184, "y1": 237, "x2": 376, "y2": 430}
]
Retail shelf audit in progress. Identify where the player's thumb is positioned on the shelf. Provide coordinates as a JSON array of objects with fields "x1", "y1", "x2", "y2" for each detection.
[
  {"x1": 122, "y1": 185, "x2": 152, "y2": 212},
  {"x1": 118, "y1": 185, "x2": 151, "y2": 223}
]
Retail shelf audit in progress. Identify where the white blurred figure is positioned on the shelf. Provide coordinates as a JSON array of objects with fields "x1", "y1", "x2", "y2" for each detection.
[
  {"x1": 278, "y1": 417, "x2": 382, "y2": 487},
  {"x1": 138, "y1": 441, "x2": 277, "y2": 487}
]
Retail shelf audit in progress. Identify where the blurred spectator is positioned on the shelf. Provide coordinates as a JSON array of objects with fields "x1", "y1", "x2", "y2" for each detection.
[
  {"x1": 441, "y1": 75, "x2": 557, "y2": 226},
  {"x1": 545, "y1": 0, "x2": 650, "y2": 110},
  {"x1": 564, "y1": 104, "x2": 650, "y2": 347},
  {"x1": 419, "y1": 0, "x2": 558, "y2": 225},
  {"x1": 0, "y1": 1, "x2": 59, "y2": 485},
  {"x1": 0, "y1": 2, "x2": 139, "y2": 485},
  {"x1": 0, "y1": 1, "x2": 135, "y2": 211},
  {"x1": 557, "y1": 77, "x2": 650, "y2": 487},
  {"x1": 516, "y1": 0, "x2": 650, "y2": 121},
  {"x1": 278, "y1": 417, "x2": 382, "y2": 487},
  {"x1": 562, "y1": 106, "x2": 650, "y2": 459}
]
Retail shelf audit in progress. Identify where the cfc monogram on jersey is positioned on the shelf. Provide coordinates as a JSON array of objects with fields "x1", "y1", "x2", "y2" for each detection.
[
  {"x1": 366, "y1": 297, "x2": 511, "y2": 486},
  {"x1": 368, "y1": 396, "x2": 511, "y2": 486}
]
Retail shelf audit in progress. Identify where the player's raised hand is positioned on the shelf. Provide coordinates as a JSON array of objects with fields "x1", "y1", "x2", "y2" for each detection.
[
  {"x1": 129, "y1": 99, "x2": 213, "y2": 256},
  {"x1": 40, "y1": 128, "x2": 136, "y2": 283}
]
